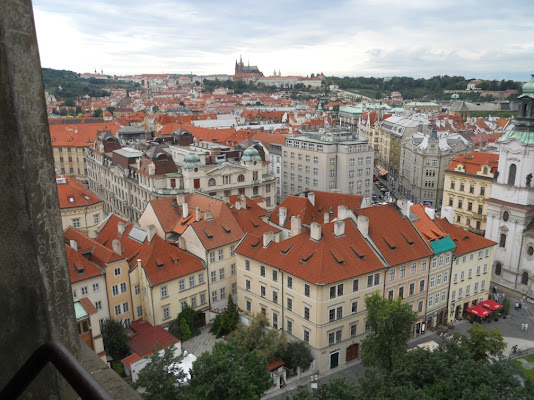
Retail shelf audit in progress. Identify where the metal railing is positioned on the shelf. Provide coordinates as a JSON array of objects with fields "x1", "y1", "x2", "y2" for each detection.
[
  {"x1": 1, "y1": 341, "x2": 113, "y2": 400},
  {"x1": 508, "y1": 346, "x2": 534, "y2": 361}
]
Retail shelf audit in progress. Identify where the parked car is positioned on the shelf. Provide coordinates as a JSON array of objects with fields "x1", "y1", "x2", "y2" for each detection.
[{"x1": 373, "y1": 177, "x2": 379, "y2": 182}]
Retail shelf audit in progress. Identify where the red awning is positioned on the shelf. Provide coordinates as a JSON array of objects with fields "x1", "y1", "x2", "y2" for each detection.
[
  {"x1": 479, "y1": 299, "x2": 503, "y2": 311},
  {"x1": 466, "y1": 305, "x2": 491, "y2": 318}
]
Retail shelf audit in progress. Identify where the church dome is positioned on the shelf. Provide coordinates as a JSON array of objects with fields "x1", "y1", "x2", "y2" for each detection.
[
  {"x1": 241, "y1": 146, "x2": 262, "y2": 163},
  {"x1": 520, "y1": 73, "x2": 534, "y2": 97},
  {"x1": 182, "y1": 152, "x2": 203, "y2": 170},
  {"x1": 451, "y1": 93, "x2": 460, "y2": 99}
]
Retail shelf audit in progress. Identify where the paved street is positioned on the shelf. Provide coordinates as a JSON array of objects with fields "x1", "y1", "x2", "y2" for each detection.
[{"x1": 263, "y1": 297, "x2": 534, "y2": 400}]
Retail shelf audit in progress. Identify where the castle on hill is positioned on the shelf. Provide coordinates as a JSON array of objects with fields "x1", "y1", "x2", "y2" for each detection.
[{"x1": 234, "y1": 55, "x2": 262, "y2": 75}]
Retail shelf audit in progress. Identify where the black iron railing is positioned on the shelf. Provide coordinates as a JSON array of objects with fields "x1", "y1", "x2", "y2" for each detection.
[{"x1": 1, "y1": 341, "x2": 113, "y2": 400}]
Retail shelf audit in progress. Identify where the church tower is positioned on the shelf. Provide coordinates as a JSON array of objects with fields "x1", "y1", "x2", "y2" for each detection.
[{"x1": 485, "y1": 73, "x2": 534, "y2": 300}]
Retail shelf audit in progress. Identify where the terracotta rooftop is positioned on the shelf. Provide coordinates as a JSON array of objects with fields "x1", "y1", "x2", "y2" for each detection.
[
  {"x1": 64, "y1": 244, "x2": 104, "y2": 283},
  {"x1": 236, "y1": 219, "x2": 384, "y2": 284},
  {"x1": 57, "y1": 176, "x2": 103, "y2": 209},
  {"x1": 128, "y1": 319, "x2": 179, "y2": 357},
  {"x1": 446, "y1": 151, "x2": 499, "y2": 176},
  {"x1": 434, "y1": 217, "x2": 497, "y2": 256},
  {"x1": 49, "y1": 122, "x2": 121, "y2": 147},
  {"x1": 79, "y1": 297, "x2": 98, "y2": 315}
]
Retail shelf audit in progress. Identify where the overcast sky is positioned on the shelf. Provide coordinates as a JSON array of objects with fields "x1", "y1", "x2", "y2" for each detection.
[{"x1": 33, "y1": 0, "x2": 534, "y2": 80}]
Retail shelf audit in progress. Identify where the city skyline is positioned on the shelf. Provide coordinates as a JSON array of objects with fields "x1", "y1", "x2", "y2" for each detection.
[{"x1": 34, "y1": 0, "x2": 534, "y2": 80}]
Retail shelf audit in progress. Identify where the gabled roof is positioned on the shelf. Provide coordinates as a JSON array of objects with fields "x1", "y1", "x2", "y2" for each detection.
[
  {"x1": 434, "y1": 217, "x2": 497, "y2": 256},
  {"x1": 128, "y1": 320, "x2": 179, "y2": 357},
  {"x1": 446, "y1": 151, "x2": 499, "y2": 176},
  {"x1": 65, "y1": 228, "x2": 124, "y2": 265},
  {"x1": 269, "y1": 196, "x2": 321, "y2": 229},
  {"x1": 79, "y1": 297, "x2": 98, "y2": 315},
  {"x1": 237, "y1": 219, "x2": 384, "y2": 284},
  {"x1": 311, "y1": 191, "x2": 363, "y2": 219},
  {"x1": 356, "y1": 204, "x2": 432, "y2": 266},
  {"x1": 65, "y1": 244, "x2": 104, "y2": 283},
  {"x1": 410, "y1": 204, "x2": 456, "y2": 254},
  {"x1": 96, "y1": 215, "x2": 205, "y2": 285},
  {"x1": 57, "y1": 176, "x2": 103, "y2": 209}
]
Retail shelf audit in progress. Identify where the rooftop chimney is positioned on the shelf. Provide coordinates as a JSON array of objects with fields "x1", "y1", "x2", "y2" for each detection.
[
  {"x1": 147, "y1": 224, "x2": 157, "y2": 242},
  {"x1": 310, "y1": 222, "x2": 321, "y2": 241},
  {"x1": 112, "y1": 239, "x2": 122, "y2": 255},
  {"x1": 338, "y1": 205, "x2": 348, "y2": 220},
  {"x1": 176, "y1": 193, "x2": 185, "y2": 205},
  {"x1": 308, "y1": 192, "x2": 315, "y2": 206},
  {"x1": 291, "y1": 216, "x2": 302, "y2": 237},
  {"x1": 279, "y1": 207, "x2": 287, "y2": 227},
  {"x1": 424, "y1": 207, "x2": 435, "y2": 220},
  {"x1": 241, "y1": 196, "x2": 246, "y2": 210},
  {"x1": 357, "y1": 215, "x2": 369, "y2": 237},
  {"x1": 441, "y1": 205, "x2": 455, "y2": 224},
  {"x1": 222, "y1": 196, "x2": 229, "y2": 204},
  {"x1": 324, "y1": 212, "x2": 329, "y2": 224},
  {"x1": 236, "y1": 201, "x2": 242, "y2": 211},
  {"x1": 182, "y1": 203, "x2": 189, "y2": 219},
  {"x1": 70, "y1": 239, "x2": 78, "y2": 251},
  {"x1": 204, "y1": 210, "x2": 213, "y2": 221},
  {"x1": 406, "y1": 200, "x2": 413, "y2": 217},
  {"x1": 118, "y1": 221, "x2": 125, "y2": 235},
  {"x1": 334, "y1": 220, "x2": 345, "y2": 237},
  {"x1": 263, "y1": 231, "x2": 274, "y2": 247},
  {"x1": 195, "y1": 207, "x2": 201, "y2": 221}
]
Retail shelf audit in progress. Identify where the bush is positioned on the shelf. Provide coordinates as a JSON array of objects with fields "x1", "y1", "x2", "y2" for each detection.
[
  {"x1": 282, "y1": 341, "x2": 314, "y2": 372},
  {"x1": 169, "y1": 305, "x2": 200, "y2": 340},
  {"x1": 180, "y1": 318, "x2": 192, "y2": 341},
  {"x1": 503, "y1": 299, "x2": 510, "y2": 316},
  {"x1": 111, "y1": 361, "x2": 124, "y2": 377}
]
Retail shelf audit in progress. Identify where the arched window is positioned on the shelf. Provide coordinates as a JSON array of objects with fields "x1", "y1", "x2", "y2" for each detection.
[
  {"x1": 237, "y1": 174, "x2": 245, "y2": 183},
  {"x1": 521, "y1": 272, "x2": 528, "y2": 285},
  {"x1": 508, "y1": 164, "x2": 517, "y2": 185},
  {"x1": 499, "y1": 233, "x2": 506, "y2": 248},
  {"x1": 208, "y1": 178, "x2": 216, "y2": 187},
  {"x1": 495, "y1": 262, "x2": 502, "y2": 275}
]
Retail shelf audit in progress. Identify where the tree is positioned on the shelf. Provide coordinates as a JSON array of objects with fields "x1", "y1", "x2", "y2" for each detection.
[
  {"x1": 106, "y1": 106, "x2": 116, "y2": 114},
  {"x1": 220, "y1": 294, "x2": 239, "y2": 335},
  {"x1": 282, "y1": 341, "x2": 313, "y2": 372},
  {"x1": 187, "y1": 341, "x2": 272, "y2": 400},
  {"x1": 132, "y1": 345, "x2": 186, "y2": 400},
  {"x1": 101, "y1": 319, "x2": 129, "y2": 360},
  {"x1": 285, "y1": 378, "x2": 357, "y2": 400},
  {"x1": 228, "y1": 313, "x2": 286, "y2": 363},
  {"x1": 93, "y1": 108, "x2": 103, "y2": 117},
  {"x1": 360, "y1": 292, "x2": 417, "y2": 371},
  {"x1": 180, "y1": 318, "x2": 192, "y2": 341},
  {"x1": 169, "y1": 304, "x2": 200, "y2": 340},
  {"x1": 466, "y1": 323, "x2": 506, "y2": 362}
]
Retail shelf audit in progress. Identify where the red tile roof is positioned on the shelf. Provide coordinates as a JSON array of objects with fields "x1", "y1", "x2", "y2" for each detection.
[
  {"x1": 121, "y1": 353, "x2": 142, "y2": 370},
  {"x1": 49, "y1": 122, "x2": 121, "y2": 147},
  {"x1": 236, "y1": 219, "x2": 384, "y2": 284},
  {"x1": 79, "y1": 297, "x2": 98, "y2": 315},
  {"x1": 312, "y1": 191, "x2": 363, "y2": 220},
  {"x1": 410, "y1": 204, "x2": 448, "y2": 242},
  {"x1": 128, "y1": 319, "x2": 179, "y2": 357},
  {"x1": 269, "y1": 196, "x2": 321, "y2": 229},
  {"x1": 64, "y1": 244, "x2": 104, "y2": 283},
  {"x1": 65, "y1": 228, "x2": 124, "y2": 265},
  {"x1": 356, "y1": 204, "x2": 432, "y2": 266},
  {"x1": 96, "y1": 215, "x2": 206, "y2": 286},
  {"x1": 434, "y1": 217, "x2": 497, "y2": 256},
  {"x1": 446, "y1": 151, "x2": 499, "y2": 176},
  {"x1": 57, "y1": 176, "x2": 102, "y2": 209}
]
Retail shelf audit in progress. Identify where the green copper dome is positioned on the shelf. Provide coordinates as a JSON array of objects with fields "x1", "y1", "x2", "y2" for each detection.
[
  {"x1": 241, "y1": 146, "x2": 262, "y2": 163},
  {"x1": 451, "y1": 93, "x2": 460, "y2": 99},
  {"x1": 182, "y1": 152, "x2": 203, "y2": 170},
  {"x1": 518, "y1": 73, "x2": 534, "y2": 99}
]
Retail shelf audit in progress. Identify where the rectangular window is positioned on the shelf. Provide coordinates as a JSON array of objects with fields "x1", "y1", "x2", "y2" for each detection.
[
  {"x1": 437, "y1": 274, "x2": 442, "y2": 285},
  {"x1": 353, "y1": 279, "x2": 359, "y2": 292},
  {"x1": 81, "y1": 286, "x2": 88, "y2": 295},
  {"x1": 304, "y1": 306, "x2": 310, "y2": 320},
  {"x1": 246, "y1": 300, "x2": 251, "y2": 313},
  {"x1": 134, "y1": 284, "x2": 140, "y2": 295},
  {"x1": 304, "y1": 330, "x2": 310, "y2": 344},
  {"x1": 115, "y1": 305, "x2": 122, "y2": 316},
  {"x1": 367, "y1": 275, "x2": 373, "y2": 287},
  {"x1": 287, "y1": 297, "x2": 293, "y2": 311},
  {"x1": 260, "y1": 265, "x2": 265, "y2": 277},
  {"x1": 374, "y1": 273, "x2": 380, "y2": 285},
  {"x1": 304, "y1": 284, "x2": 310, "y2": 297},
  {"x1": 400, "y1": 266, "x2": 406, "y2": 278},
  {"x1": 209, "y1": 252, "x2": 216, "y2": 263},
  {"x1": 161, "y1": 285, "x2": 168, "y2": 298},
  {"x1": 261, "y1": 286, "x2": 266, "y2": 298},
  {"x1": 430, "y1": 277, "x2": 435, "y2": 288},
  {"x1": 421, "y1": 260, "x2": 427, "y2": 271},
  {"x1": 95, "y1": 301, "x2": 102, "y2": 310},
  {"x1": 220, "y1": 287, "x2": 226, "y2": 300},
  {"x1": 189, "y1": 276, "x2": 195, "y2": 287},
  {"x1": 211, "y1": 271, "x2": 216, "y2": 283},
  {"x1": 287, "y1": 320, "x2": 293, "y2": 334},
  {"x1": 350, "y1": 324, "x2": 357, "y2": 338},
  {"x1": 418, "y1": 301, "x2": 423, "y2": 313},
  {"x1": 389, "y1": 269, "x2": 395, "y2": 281},
  {"x1": 200, "y1": 293, "x2": 206, "y2": 304},
  {"x1": 219, "y1": 268, "x2": 225, "y2": 280},
  {"x1": 212, "y1": 290, "x2": 218, "y2": 303},
  {"x1": 179, "y1": 279, "x2": 185, "y2": 291},
  {"x1": 419, "y1": 280, "x2": 425, "y2": 292},
  {"x1": 399, "y1": 286, "x2": 404, "y2": 299},
  {"x1": 352, "y1": 301, "x2": 358, "y2": 314},
  {"x1": 73, "y1": 218, "x2": 80, "y2": 228},
  {"x1": 111, "y1": 285, "x2": 119, "y2": 296},
  {"x1": 444, "y1": 272, "x2": 449, "y2": 283},
  {"x1": 272, "y1": 270, "x2": 278, "y2": 282},
  {"x1": 163, "y1": 307, "x2": 170, "y2": 320},
  {"x1": 122, "y1": 302, "x2": 129, "y2": 313},
  {"x1": 198, "y1": 273, "x2": 204, "y2": 284},
  {"x1": 388, "y1": 290, "x2": 394, "y2": 299},
  {"x1": 114, "y1": 267, "x2": 121, "y2": 276},
  {"x1": 411, "y1": 263, "x2": 416, "y2": 274},
  {"x1": 245, "y1": 260, "x2": 250, "y2": 271},
  {"x1": 137, "y1": 305, "x2": 142, "y2": 317},
  {"x1": 337, "y1": 284, "x2": 344, "y2": 297},
  {"x1": 191, "y1": 295, "x2": 198, "y2": 308},
  {"x1": 246, "y1": 279, "x2": 251, "y2": 291},
  {"x1": 409, "y1": 283, "x2": 415, "y2": 296}
]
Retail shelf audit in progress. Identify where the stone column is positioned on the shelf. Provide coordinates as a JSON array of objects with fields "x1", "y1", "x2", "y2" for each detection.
[{"x1": 1, "y1": 0, "x2": 79, "y2": 398}]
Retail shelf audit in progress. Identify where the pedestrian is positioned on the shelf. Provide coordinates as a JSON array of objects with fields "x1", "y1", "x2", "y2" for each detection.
[
  {"x1": 522, "y1": 323, "x2": 525, "y2": 331},
  {"x1": 516, "y1": 302, "x2": 519, "y2": 311},
  {"x1": 526, "y1": 323, "x2": 529, "y2": 332},
  {"x1": 519, "y1": 302, "x2": 522, "y2": 310}
]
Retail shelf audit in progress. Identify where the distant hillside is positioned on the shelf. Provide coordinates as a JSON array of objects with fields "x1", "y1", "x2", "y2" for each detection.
[{"x1": 42, "y1": 68, "x2": 140, "y2": 102}]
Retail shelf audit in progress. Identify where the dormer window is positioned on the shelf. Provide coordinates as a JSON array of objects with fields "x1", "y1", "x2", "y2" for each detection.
[{"x1": 68, "y1": 196, "x2": 74, "y2": 203}]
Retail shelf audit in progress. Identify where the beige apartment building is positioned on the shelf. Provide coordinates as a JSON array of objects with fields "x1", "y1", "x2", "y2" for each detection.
[
  {"x1": 281, "y1": 129, "x2": 374, "y2": 203},
  {"x1": 236, "y1": 218, "x2": 386, "y2": 372},
  {"x1": 442, "y1": 151, "x2": 499, "y2": 236},
  {"x1": 65, "y1": 228, "x2": 134, "y2": 327},
  {"x1": 435, "y1": 215, "x2": 496, "y2": 321},
  {"x1": 57, "y1": 175, "x2": 104, "y2": 238},
  {"x1": 86, "y1": 131, "x2": 275, "y2": 222},
  {"x1": 50, "y1": 121, "x2": 121, "y2": 181},
  {"x1": 96, "y1": 215, "x2": 210, "y2": 327},
  {"x1": 356, "y1": 204, "x2": 433, "y2": 335}
]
